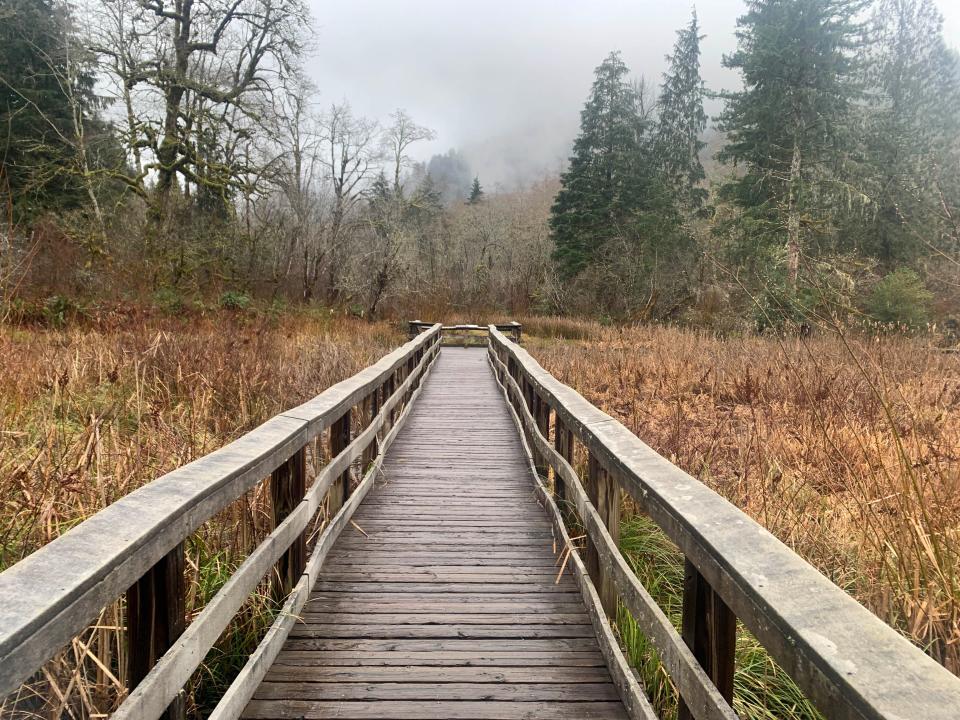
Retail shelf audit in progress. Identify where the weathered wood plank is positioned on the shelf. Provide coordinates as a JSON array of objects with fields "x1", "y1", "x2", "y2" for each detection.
[
  {"x1": 126, "y1": 544, "x2": 186, "y2": 720},
  {"x1": 677, "y1": 560, "x2": 737, "y2": 720},
  {"x1": 270, "y1": 447, "x2": 307, "y2": 601},
  {"x1": 243, "y1": 700, "x2": 628, "y2": 719},
  {"x1": 262, "y1": 666, "x2": 614, "y2": 683},
  {"x1": 252, "y1": 681, "x2": 622, "y2": 701},
  {"x1": 238, "y1": 349, "x2": 632, "y2": 720}
]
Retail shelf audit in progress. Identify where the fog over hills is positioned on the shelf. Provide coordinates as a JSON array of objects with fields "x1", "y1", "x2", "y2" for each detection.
[{"x1": 305, "y1": 0, "x2": 960, "y2": 189}]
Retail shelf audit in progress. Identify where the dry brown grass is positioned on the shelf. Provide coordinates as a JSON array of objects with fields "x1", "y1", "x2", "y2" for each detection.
[
  {"x1": 0, "y1": 308, "x2": 402, "y2": 717},
  {"x1": 524, "y1": 318, "x2": 960, "y2": 674}
]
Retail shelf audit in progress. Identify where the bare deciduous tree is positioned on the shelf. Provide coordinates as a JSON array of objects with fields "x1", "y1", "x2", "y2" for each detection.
[{"x1": 383, "y1": 108, "x2": 436, "y2": 196}]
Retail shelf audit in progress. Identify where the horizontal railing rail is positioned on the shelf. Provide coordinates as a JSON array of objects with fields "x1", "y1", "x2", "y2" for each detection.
[
  {"x1": 0, "y1": 324, "x2": 443, "y2": 718},
  {"x1": 487, "y1": 325, "x2": 960, "y2": 720}
]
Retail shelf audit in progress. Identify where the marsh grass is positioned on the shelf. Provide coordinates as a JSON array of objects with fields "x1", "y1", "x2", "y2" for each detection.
[
  {"x1": 0, "y1": 308, "x2": 401, "y2": 718},
  {"x1": 526, "y1": 320, "x2": 959, "y2": 714}
]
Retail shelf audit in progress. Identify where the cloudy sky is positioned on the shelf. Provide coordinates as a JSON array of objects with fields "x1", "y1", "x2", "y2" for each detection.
[{"x1": 304, "y1": 0, "x2": 960, "y2": 188}]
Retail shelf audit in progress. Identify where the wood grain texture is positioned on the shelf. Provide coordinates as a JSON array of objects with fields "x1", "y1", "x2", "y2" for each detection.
[
  {"x1": 207, "y1": 341, "x2": 443, "y2": 720},
  {"x1": 240, "y1": 349, "x2": 630, "y2": 720}
]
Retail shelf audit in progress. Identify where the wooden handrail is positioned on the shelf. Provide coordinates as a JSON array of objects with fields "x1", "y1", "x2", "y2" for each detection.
[
  {"x1": 408, "y1": 319, "x2": 522, "y2": 342},
  {"x1": 487, "y1": 325, "x2": 960, "y2": 720},
  {"x1": 0, "y1": 324, "x2": 443, "y2": 711}
]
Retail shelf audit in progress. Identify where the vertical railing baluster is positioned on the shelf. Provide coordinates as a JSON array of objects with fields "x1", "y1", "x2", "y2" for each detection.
[
  {"x1": 328, "y1": 409, "x2": 352, "y2": 516},
  {"x1": 126, "y1": 545, "x2": 186, "y2": 720},
  {"x1": 386, "y1": 374, "x2": 396, "y2": 427},
  {"x1": 533, "y1": 394, "x2": 550, "y2": 479},
  {"x1": 361, "y1": 391, "x2": 379, "y2": 473},
  {"x1": 678, "y1": 561, "x2": 737, "y2": 719},
  {"x1": 271, "y1": 447, "x2": 307, "y2": 601},
  {"x1": 405, "y1": 355, "x2": 415, "y2": 402},
  {"x1": 586, "y1": 452, "x2": 620, "y2": 616},
  {"x1": 554, "y1": 415, "x2": 573, "y2": 507}
]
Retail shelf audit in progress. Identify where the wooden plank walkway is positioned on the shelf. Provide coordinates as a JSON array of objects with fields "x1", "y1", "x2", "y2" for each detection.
[{"x1": 242, "y1": 348, "x2": 628, "y2": 719}]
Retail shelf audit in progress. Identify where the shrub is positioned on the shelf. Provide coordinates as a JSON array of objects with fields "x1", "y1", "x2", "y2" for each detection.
[
  {"x1": 866, "y1": 268, "x2": 932, "y2": 328},
  {"x1": 219, "y1": 290, "x2": 252, "y2": 311},
  {"x1": 152, "y1": 287, "x2": 185, "y2": 315},
  {"x1": 42, "y1": 294, "x2": 79, "y2": 328}
]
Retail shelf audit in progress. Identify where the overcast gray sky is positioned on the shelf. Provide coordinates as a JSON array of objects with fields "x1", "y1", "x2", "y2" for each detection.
[{"x1": 305, "y1": 0, "x2": 960, "y2": 188}]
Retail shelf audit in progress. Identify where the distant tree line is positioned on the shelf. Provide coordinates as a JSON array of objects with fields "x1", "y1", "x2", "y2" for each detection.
[
  {"x1": 552, "y1": 1, "x2": 960, "y2": 330},
  {"x1": 1, "y1": 0, "x2": 958, "y2": 330},
  {"x1": 0, "y1": 0, "x2": 548, "y2": 317}
]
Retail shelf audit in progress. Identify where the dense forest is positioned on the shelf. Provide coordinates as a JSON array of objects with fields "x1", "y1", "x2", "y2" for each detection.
[{"x1": 1, "y1": 0, "x2": 959, "y2": 332}]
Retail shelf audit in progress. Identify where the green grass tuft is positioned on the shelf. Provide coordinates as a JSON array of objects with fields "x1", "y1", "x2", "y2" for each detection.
[{"x1": 616, "y1": 514, "x2": 823, "y2": 720}]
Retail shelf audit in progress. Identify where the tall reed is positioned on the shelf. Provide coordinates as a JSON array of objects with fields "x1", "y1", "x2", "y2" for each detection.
[
  {"x1": 527, "y1": 320, "x2": 960, "y2": 688},
  {"x1": 0, "y1": 309, "x2": 401, "y2": 718}
]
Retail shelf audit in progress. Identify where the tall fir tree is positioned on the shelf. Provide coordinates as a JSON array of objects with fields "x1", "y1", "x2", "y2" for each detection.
[
  {"x1": 857, "y1": 0, "x2": 960, "y2": 264},
  {"x1": 468, "y1": 176, "x2": 484, "y2": 204},
  {"x1": 655, "y1": 8, "x2": 708, "y2": 213},
  {"x1": 717, "y1": 0, "x2": 865, "y2": 287},
  {"x1": 550, "y1": 52, "x2": 653, "y2": 278}
]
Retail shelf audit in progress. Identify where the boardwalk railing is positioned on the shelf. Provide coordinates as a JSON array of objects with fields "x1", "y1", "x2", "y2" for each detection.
[
  {"x1": 487, "y1": 325, "x2": 960, "y2": 720},
  {"x1": 0, "y1": 324, "x2": 443, "y2": 719},
  {"x1": 409, "y1": 319, "x2": 522, "y2": 345}
]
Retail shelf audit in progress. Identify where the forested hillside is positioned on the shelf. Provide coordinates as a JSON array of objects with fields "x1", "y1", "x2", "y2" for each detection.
[{"x1": 1, "y1": 0, "x2": 958, "y2": 332}]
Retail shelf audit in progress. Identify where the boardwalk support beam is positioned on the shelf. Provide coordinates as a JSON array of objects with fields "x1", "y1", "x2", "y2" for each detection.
[
  {"x1": 554, "y1": 416, "x2": 573, "y2": 508},
  {"x1": 586, "y1": 452, "x2": 620, "y2": 616}
]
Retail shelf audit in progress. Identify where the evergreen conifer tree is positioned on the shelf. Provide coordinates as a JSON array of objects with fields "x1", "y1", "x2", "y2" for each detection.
[
  {"x1": 859, "y1": 0, "x2": 960, "y2": 264},
  {"x1": 0, "y1": 0, "x2": 101, "y2": 220},
  {"x1": 717, "y1": 0, "x2": 864, "y2": 287},
  {"x1": 655, "y1": 9, "x2": 708, "y2": 213},
  {"x1": 550, "y1": 52, "x2": 653, "y2": 278},
  {"x1": 468, "y1": 176, "x2": 484, "y2": 204}
]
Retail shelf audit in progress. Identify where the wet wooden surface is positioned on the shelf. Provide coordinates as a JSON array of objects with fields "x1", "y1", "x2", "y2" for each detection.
[{"x1": 242, "y1": 348, "x2": 627, "y2": 719}]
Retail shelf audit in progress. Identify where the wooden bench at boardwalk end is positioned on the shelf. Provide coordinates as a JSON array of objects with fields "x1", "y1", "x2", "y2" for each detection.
[{"x1": 1, "y1": 321, "x2": 959, "y2": 719}]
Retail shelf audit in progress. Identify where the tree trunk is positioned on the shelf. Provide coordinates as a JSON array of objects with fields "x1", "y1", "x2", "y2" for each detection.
[{"x1": 786, "y1": 139, "x2": 802, "y2": 290}]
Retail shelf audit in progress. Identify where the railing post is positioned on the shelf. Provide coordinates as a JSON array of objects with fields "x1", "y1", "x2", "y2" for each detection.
[
  {"x1": 554, "y1": 415, "x2": 573, "y2": 506},
  {"x1": 361, "y1": 390, "x2": 379, "y2": 472},
  {"x1": 271, "y1": 446, "x2": 307, "y2": 601},
  {"x1": 586, "y1": 452, "x2": 620, "y2": 616},
  {"x1": 126, "y1": 545, "x2": 186, "y2": 720},
  {"x1": 406, "y1": 355, "x2": 416, "y2": 400},
  {"x1": 329, "y1": 409, "x2": 352, "y2": 516},
  {"x1": 533, "y1": 394, "x2": 550, "y2": 479},
  {"x1": 386, "y1": 375, "x2": 396, "y2": 427},
  {"x1": 678, "y1": 560, "x2": 737, "y2": 719}
]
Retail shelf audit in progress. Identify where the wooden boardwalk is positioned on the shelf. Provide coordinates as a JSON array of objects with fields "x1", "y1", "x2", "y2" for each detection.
[
  {"x1": 6, "y1": 325, "x2": 960, "y2": 720},
  {"x1": 241, "y1": 348, "x2": 629, "y2": 719}
]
